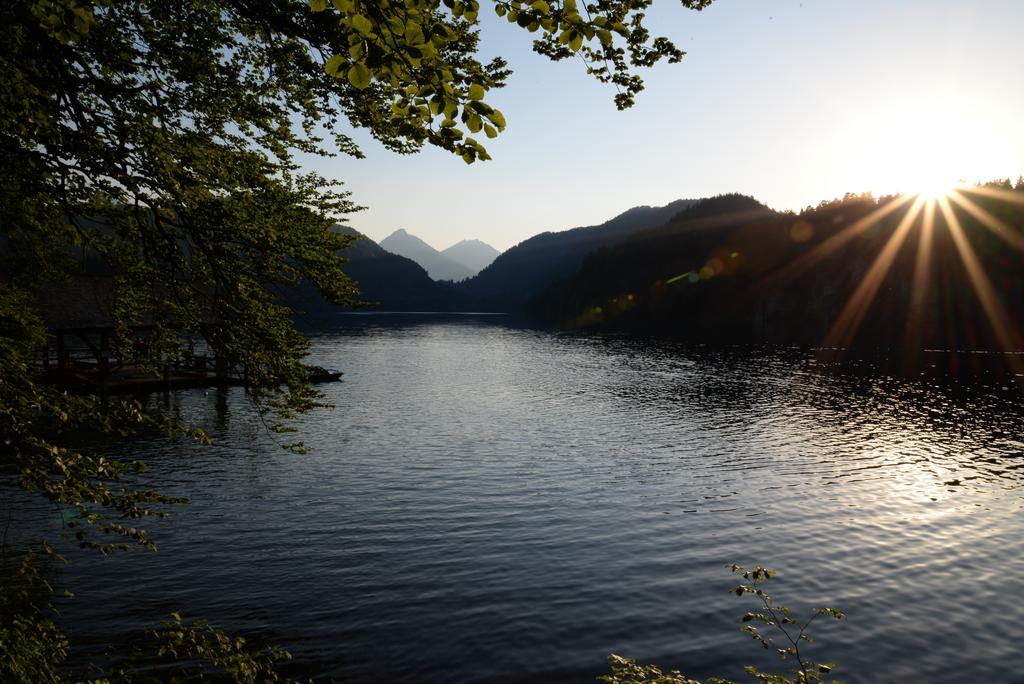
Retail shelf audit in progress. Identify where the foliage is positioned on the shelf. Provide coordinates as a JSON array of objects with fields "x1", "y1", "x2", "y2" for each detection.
[
  {"x1": 2, "y1": 0, "x2": 719, "y2": 557},
  {"x1": 729, "y1": 565, "x2": 843, "y2": 684},
  {"x1": 601, "y1": 565, "x2": 844, "y2": 684},
  {"x1": 2, "y1": 0, "x2": 716, "y2": 678},
  {"x1": 308, "y1": 0, "x2": 714, "y2": 162},
  {"x1": 0, "y1": 548, "x2": 69, "y2": 683},
  {"x1": 110, "y1": 612, "x2": 297, "y2": 683},
  {"x1": 600, "y1": 654, "x2": 703, "y2": 684},
  {"x1": 1, "y1": 545, "x2": 300, "y2": 683},
  {"x1": 3, "y1": 0, "x2": 366, "y2": 559},
  {"x1": 1, "y1": 288, "x2": 199, "y2": 554}
]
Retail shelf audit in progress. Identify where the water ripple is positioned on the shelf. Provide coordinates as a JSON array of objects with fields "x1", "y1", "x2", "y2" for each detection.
[{"x1": 52, "y1": 319, "x2": 1024, "y2": 683}]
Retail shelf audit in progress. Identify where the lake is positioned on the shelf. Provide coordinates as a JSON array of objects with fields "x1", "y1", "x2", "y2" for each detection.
[{"x1": 53, "y1": 316, "x2": 1024, "y2": 682}]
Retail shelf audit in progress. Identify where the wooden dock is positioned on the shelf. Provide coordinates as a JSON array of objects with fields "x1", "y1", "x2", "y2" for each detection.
[{"x1": 37, "y1": 326, "x2": 341, "y2": 394}]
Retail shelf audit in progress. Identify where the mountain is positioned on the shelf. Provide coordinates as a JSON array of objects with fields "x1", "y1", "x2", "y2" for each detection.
[
  {"x1": 532, "y1": 193, "x2": 776, "y2": 328},
  {"x1": 286, "y1": 226, "x2": 465, "y2": 322},
  {"x1": 379, "y1": 229, "x2": 475, "y2": 282},
  {"x1": 441, "y1": 239, "x2": 500, "y2": 275},
  {"x1": 455, "y1": 198, "x2": 699, "y2": 311},
  {"x1": 533, "y1": 189, "x2": 1024, "y2": 358}
]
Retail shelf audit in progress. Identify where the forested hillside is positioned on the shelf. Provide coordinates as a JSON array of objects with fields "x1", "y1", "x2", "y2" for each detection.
[
  {"x1": 534, "y1": 186, "x2": 1024, "y2": 370},
  {"x1": 287, "y1": 227, "x2": 465, "y2": 323},
  {"x1": 455, "y1": 199, "x2": 698, "y2": 310}
]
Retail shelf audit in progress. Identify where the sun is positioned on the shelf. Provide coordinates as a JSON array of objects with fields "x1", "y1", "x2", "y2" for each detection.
[
  {"x1": 914, "y1": 177, "x2": 959, "y2": 201},
  {"x1": 841, "y1": 91, "x2": 1010, "y2": 204},
  {"x1": 899, "y1": 157, "x2": 963, "y2": 201},
  {"x1": 862, "y1": 144, "x2": 964, "y2": 202},
  {"x1": 895, "y1": 156, "x2": 962, "y2": 201}
]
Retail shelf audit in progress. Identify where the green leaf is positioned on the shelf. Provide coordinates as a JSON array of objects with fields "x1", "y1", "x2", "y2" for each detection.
[
  {"x1": 324, "y1": 54, "x2": 345, "y2": 77},
  {"x1": 349, "y1": 14, "x2": 373, "y2": 36},
  {"x1": 468, "y1": 83, "x2": 485, "y2": 100},
  {"x1": 486, "y1": 109, "x2": 506, "y2": 129},
  {"x1": 347, "y1": 63, "x2": 372, "y2": 89},
  {"x1": 405, "y1": 22, "x2": 425, "y2": 46}
]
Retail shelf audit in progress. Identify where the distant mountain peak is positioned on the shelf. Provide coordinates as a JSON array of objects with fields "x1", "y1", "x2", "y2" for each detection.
[
  {"x1": 442, "y1": 239, "x2": 500, "y2": 275},
  {"x1": 285, "y1": 226, "x2": 463, "y2": 317},
  {"x1": 380, "y1": 229, "x2": 474, "y2": 282}
]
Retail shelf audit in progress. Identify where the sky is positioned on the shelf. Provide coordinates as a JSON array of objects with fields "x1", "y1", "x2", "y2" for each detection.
[{"x1": 300, "y1": 0, "x2": 1024, "y2": 252}]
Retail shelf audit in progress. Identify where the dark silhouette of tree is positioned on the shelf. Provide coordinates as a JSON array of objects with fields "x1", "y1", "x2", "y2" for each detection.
[{"x1": 1, "y1": 1, "x2": 718, "y2": 678}]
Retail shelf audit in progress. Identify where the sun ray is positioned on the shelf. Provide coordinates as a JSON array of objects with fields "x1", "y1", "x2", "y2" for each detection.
[
  {"x1": 762, "y1": 193, "x2": 916, "y2": 289},
  {"x1": 823, "y1": 196, "x2": 926, "y2": 349},
  {"x1": 946, "y1": 190, "x2": 1024, "y2": 252},
  {"x1": 936, "y1": 196, "x2": 1022, "y2": 372},
  {"x1": 959, "y1": 184, "x2": 1024, "y2": 206},
  {"x1": 904, "y1": 198, "x2": 937, "y2": 348}
]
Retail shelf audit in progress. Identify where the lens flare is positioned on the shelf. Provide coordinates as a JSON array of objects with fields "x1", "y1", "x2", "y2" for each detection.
[
  {"x1": 760, "y1": 183, "x2": 1024, "y2": 378},
  {"x1": 915, "y1": 180, "x2": 958, "y2": 202}
]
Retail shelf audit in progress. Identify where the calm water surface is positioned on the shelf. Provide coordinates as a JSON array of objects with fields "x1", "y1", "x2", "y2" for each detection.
[{"x1": 54, "y1": 317, "x2": 1024, "y2": 682}]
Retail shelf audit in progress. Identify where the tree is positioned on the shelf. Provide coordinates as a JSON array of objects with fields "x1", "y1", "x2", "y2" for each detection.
[
  {"x1": 1, "y1": 0, "x2": 714, "y2": 678},
  {"x1": 600, "y1": 566, "x2": 845, "y2": 684}
]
